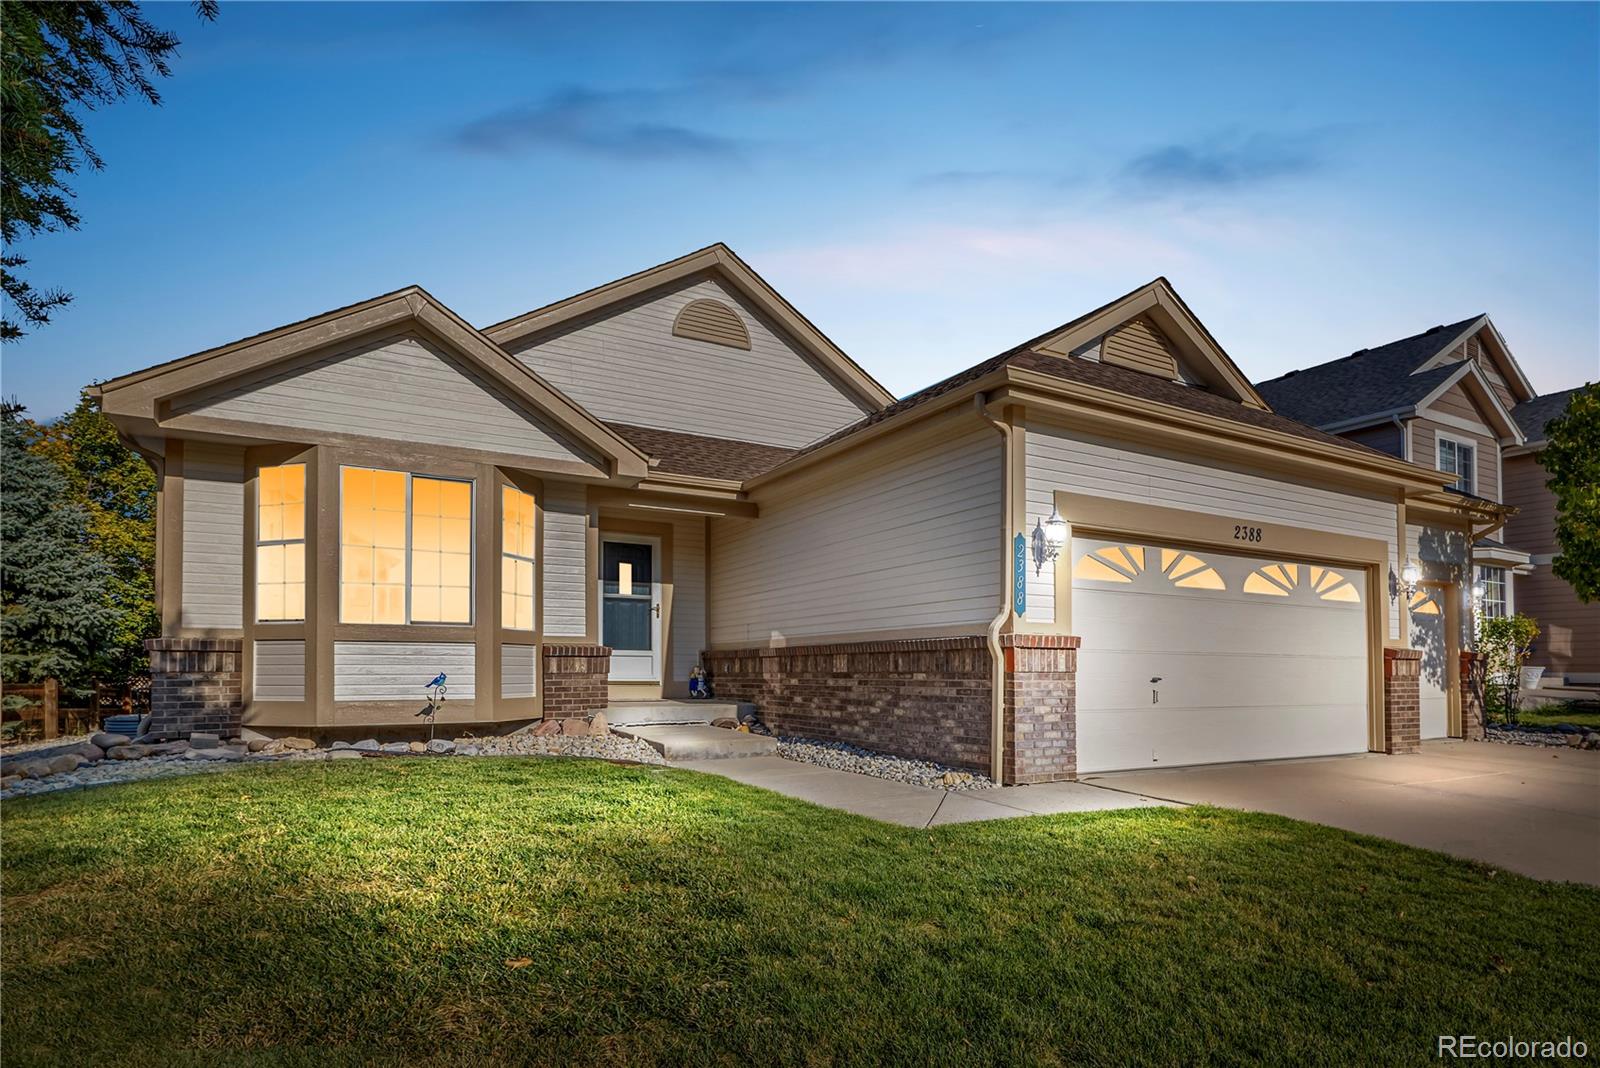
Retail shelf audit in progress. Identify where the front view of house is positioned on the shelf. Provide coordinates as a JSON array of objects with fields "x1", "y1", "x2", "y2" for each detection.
[{"x1": 94, "y1": 245, "x2": 1498, "y2": 782}]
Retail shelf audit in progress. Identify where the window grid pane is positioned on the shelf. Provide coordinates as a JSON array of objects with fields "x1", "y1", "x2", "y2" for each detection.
[
  {"x1": 411, "y1": 476, "x2": 472, "y2": 624},
  {"x1": 501, "y1": 486, "x2": 537, "y2": 631},
  {"x1": 256, "y1": 464, "x2": 306, "y2": 622},
  {"x1": 341, "y1": 466, "x2": 408, "y2": 624}
]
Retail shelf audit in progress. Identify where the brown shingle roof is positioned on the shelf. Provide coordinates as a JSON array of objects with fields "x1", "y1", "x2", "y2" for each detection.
[{"x1": 607, "y1": 423, "x2": 797, "y2": 482}]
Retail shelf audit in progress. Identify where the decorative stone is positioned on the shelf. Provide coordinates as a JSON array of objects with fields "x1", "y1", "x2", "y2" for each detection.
[
  {"x1": 452, "y1": 737, "x2": 477, "y2": 748},
  {"x1": 533, "y1": 720, "x2": 562, "y2": 737},
  {"x1": 408, "y1": 741, "x2": 428, "y2": 754},
  {"x1": 75, "y1": 743, "x2": 106, "y2": 763},
  {"x1": 148, "y1": 741, "x2": 190, "y2": 756},
  {"x1": 352, "y1": 739, "x2": 380, "y2": 752},
  {"x1": 457, "y1": 745, "x2": 481, "y2": 757},
  {"x1": 560, "y1": 719, "x2": 589, "y2": 737},
  {"x1": 185, "y1": 747, "x2": 243, "y2": 761},
  {"x1": 17, "y1": 760, "x2": 54, "y2": 779},
  {"x1": 328, "y1": 749, "x2": 363, "y2": 760},
  {"x1": 137, "y1": 713, "x2": 152, "y2": 736},
  {"x1": 281, "y1": 737, "x2": 317, "y2": 751},
  {"x1": 189, "y1": 733, "x2": 220, "y2": 750},
  {"x1": 47, "y1": 754, "x2": 87, "y2": 774},
  {"x1": 425, "y1": 739, "x2": 455, "y2": 755},
  {"x1": 330, "y1": 740, "x2": 352, "y2": 750},
  {"x1": 0, "y1": 775, "x2": 20, "y2": 789},
  {"x1": 108, "y1": 745, "x2": 152, "y2": 760},
  {"x1": 247, "y1": 738, "x2": 270, "y2": 752},
  {"x1": 712, "y1": 717, "x2": 739, "y2": 730},
  {"x1": 589, "y1": 712, "x2": 609, "y2": 737},
  {"x1": 380, "y1": 742, "x2": 410, "y2": 755},
  {"x1": 91, "y1": 732, "x2": 131, "y2": 750}
]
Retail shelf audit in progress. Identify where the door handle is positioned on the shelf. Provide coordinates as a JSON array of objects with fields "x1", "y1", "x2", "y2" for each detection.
[{"x1": 652, "y1": 603, "x2": 661, "y2": 618}]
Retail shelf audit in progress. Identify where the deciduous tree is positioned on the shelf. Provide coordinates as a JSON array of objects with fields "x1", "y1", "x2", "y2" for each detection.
[{"x1": 1540, "y1": 383, "x2": 1599, "y2": 603}]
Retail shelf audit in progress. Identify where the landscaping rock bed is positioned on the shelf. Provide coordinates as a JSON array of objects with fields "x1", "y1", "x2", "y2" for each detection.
[
  {"x1": 1485, "y1": 723, "x2": 1600, "y2": 750},
  {"x1": 0, "y1": 722, "x2": 665, "y2": 801},
  {"x1": 775, "y1": 736, "x2": 995, "y2": 790}
]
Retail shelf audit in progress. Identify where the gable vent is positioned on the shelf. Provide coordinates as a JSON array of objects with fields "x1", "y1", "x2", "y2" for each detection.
[
  {"x1": 672, "y1": 299, "x2": 751, "y2": 350},
  {"x1": 1102, "y1": 316, "x2": 1180, "y2": 380}
]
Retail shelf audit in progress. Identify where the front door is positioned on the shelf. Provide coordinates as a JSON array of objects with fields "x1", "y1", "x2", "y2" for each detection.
[
  {"x1": 1408, "y1": 583, "x2": 1455, "y2": 739},
  {"x1": 600, "y1": 535, "x2": 661, "y2": 683}
]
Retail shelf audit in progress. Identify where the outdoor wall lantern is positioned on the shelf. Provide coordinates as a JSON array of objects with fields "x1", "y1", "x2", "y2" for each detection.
[
  {"x1": 1471, "y1": 580, "x2": 1487, "y2": 605},
  {"x1": 1399, "y1": 560, "x2": 1422, "y2": 598},
  {"x1": 1031, "y1": 507, "x2": 1069, "y2": 575}
]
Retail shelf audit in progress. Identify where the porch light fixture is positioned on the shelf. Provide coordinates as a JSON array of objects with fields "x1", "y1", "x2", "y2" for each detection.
[
  {"x1": 1031, "y1": 507, "x2": 1069, "y2": 575},
  {"x1": 1399, "y1": 560, "x2": 1422, "y2": 598},
  {"x1": 1471, "y1": 580, "x2": 1487, "y2": 604}
]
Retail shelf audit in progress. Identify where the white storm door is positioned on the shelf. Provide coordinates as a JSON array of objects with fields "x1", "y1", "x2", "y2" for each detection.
[
  {"x1": 600, "y1": 536, "x2": 661, "y2": 683},
  {"x1": 1408, "y1": 586, "x2": 1451, "y2": 739}
]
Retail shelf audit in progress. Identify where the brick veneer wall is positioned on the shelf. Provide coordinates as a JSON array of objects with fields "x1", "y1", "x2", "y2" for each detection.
[
  {"x1": 1383, "y1": 647, "x2": 1422, "y2": 754},
  {"x1": 145, "y1": 637, "x2": 243, "y2": 740},
  {"x1": 1458, "y1": 650, "x2": 1486, "y2": 742},
  {"x1": 1002, "y1": 635, "x2": 1080, "y2": 784},
  {"x1": 704, "y1": 633, "x2": 1082, "y2": 779},
  {"x1": 541, "y1": 644, "x2": 611, "y2": 719}
]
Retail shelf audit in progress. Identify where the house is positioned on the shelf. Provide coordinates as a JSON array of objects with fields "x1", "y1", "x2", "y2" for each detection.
[
  {"x1": 1258, "y1": 320, "x2": 1598, "y2": 691},
  {"x1": 93, "y1": 245, "x2": 1490, "y2": 783},
  {"x1": 1504, "y1": 388, "x2": 1597, "y2": 684}
]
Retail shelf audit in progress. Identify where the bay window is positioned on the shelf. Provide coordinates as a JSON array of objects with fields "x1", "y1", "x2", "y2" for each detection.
[
  {"x1": 501, "y1": 486, "x2": 536, "y2": 630},
  {"x1": 340, "y1": 466, "x2": 472, "y2": 625},
  {"x1": 255, "y1": 463, "x2": 306, "y2": 621}
]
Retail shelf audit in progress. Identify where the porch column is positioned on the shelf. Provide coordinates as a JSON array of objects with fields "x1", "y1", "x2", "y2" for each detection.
[
  {"x1": 146, "y1": 637, "x2": 244, "y2": 740},
  {"x1": 541, "y1": 644, "x2": 612, "y2": 719},
  {"x1": 1382, "y1": 647, "x2": 1422, "y2": 754},
  {"x1": 1458, "y1": 650, "x2": 1486, "y2": 741},
  {"x1": 1001, "y1": 634, "x2": 1080, "y2": 784}
]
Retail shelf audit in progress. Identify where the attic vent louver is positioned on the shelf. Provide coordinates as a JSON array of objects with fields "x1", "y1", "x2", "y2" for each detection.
[{"x1": 672, "y1": 298, "x2": 751, "y2": 350}]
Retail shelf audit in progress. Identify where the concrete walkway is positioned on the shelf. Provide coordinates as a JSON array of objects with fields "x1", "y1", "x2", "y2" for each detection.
[
  {"x1": 1086, "y1": 740, "x2": 1600, "y2": 885},
  {"x1": 673, "y1": 755, "x2": 1173, "y2": 828}
]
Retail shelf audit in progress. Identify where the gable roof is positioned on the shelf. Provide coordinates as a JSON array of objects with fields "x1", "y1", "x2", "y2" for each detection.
[
  {"x1": 763, "y1": 279, "x2": 1423, "y2": 487},
  {"x1": 91, "y1": 286, "x2": 650, "y2": 479},
  {"x1": 1255, "y1": 317, "x2": 1481, "y2": 428},
  {"x1": 482, "y1": 243, "x2": 896, "y2": 412},
  {"x1": 607, "y1": 422, "x2": 796, "y2": 482},
  {"x1": 1511, "y1": 387, "x2": 1582, "y2": 446}
]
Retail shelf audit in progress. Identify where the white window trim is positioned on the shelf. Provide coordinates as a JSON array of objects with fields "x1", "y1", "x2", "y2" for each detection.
[
  {"x1": 255, "y1": 463, "x2": 307, "y2": 623},
  {"x1": 1477, "y1": 565, "x2": 1507, "y2": 619},
  {"x1": 338, "y1": 465, "x2": 476, "y2": 627},
  {"x1": 501, "y1": 485, "x2": 538, "y2": 632},
  {"x1": 1435, "y1": 431, "x2": 1478, "y2": 495}
]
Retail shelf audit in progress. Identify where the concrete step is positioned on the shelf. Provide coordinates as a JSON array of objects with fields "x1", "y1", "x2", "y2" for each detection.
[
  {"x1": 602, "y1": 700, "x2": 752, "y2": 727},
  {"x1": 613, "y1": 723, "x2": 776, "y2": 760}
]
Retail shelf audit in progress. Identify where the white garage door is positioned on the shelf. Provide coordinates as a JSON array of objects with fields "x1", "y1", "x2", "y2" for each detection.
[
  {"x1": 1407, "y1": 588, "x2": 1451, "y2": 740},
  {"x1": 1072, "y1": 538, "x2": 1370, "y2": 773}
]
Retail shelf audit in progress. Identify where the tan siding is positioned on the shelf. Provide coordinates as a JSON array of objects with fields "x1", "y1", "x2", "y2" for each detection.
[
  {"x1": 253, "y1": 640, "x2": 306, "y2": 702},
  {"x1": 1411, "y1": 418, "x2": 1498, "y2": 502},
  {"x1": 1101, "y1": 316, "x2": 1179, "y2": 379},
  {"x1": 333, "y1": 641, "x2": 475, "y2": 701},
  {"x1": 672, "y1": 299, "x2": 750, "y2": 349},
  {"x1": 1024, "y1": 422, "x2": 1404, "y2": 640},
  {"x1": 669, "y1": 515, "x2": 706, "y2": 688},
  {"x1": 542, "y1": 482, "x2": 589, "y2": 637},
  {"x1": 510, "y1": 275, "x2": 872, "y2": 449},
  {"x1": 1340, "y1": 422, "x2": 1404, "y2": 458},
  {"x1": 501, "y1": 643, "x2": 537, "y2": 699},
  {"x1": 178, "y1": 334, "x2": 596, "y2": 465},
  {"x1": 181, "y1": 441, "x2": 244, "y2": 629},
  {"x1": 1427, "y1": 379, "x2": 1496, "y2": 427},
  {"x1": 1516, "y1": 570, "x2": 1600, "y2": 677},
  {"x1": 1502, "y1": 454, "x2": 1556, "y2": 554},
  {"x1": 709, "y1": 425, "x2": 1003, "y2": 645}
]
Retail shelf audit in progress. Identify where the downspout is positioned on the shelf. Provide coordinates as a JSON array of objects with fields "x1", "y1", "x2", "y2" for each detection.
[
  {"x1": 1392, "y1": 415, "x2": 1408, "y2": 462},
  {"x1": 975, "y1": 392, "x2": 1012, "y2": 786}
]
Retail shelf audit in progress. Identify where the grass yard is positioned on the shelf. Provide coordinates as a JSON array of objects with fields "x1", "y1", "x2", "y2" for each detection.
[
  {"x1": 1514, "y1": 704, "x2": 1600, "y2": 729},
  {"x1": 4, "y1": 760, "x2": 1597, "y2": 1066}
]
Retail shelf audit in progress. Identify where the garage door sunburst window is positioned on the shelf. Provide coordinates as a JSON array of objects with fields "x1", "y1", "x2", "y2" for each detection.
[
  {"x1": 1245, "y1": 563, "x2": 1362, "y2": 603},
  {"x1": 1074, "y1": 544, "x2": 1224, "y2": 590}
]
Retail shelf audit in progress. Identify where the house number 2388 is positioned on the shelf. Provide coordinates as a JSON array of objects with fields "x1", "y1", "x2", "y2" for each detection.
[{"x1": 1233, "y1": 524, "x2": 1263, "y2": 543}]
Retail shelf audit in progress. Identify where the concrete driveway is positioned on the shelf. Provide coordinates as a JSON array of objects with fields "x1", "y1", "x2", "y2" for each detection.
[{"x1": 1085, "y1": 740, "x2": 1600, "y2": 885}]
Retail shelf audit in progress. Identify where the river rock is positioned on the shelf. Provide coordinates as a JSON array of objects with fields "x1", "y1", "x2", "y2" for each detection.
[
  {"x1": 560, "y1": 719, "x2": 589, "y2": 737},
  {"x1": 533, "y1": 720, "x2": 561, "y2": 737},
  {"x1": 107, "y1": 745, "x2": 152, "y2": 760},
  {"x1": 425, "y1": 739, "x2": 455, "y2": 755},
  {"x1": 75, "y1": 743, "x2": 106, "y2": 763},
  {"x1": 328, "y1": 749, "x2": 363, "y2": 760},
  {"x1": 380, "y1": 742, "x2": 410, "y2": 755},
  {"x1": 189, "y1": 733, "x2": 220, "y2": 750},
  {"x1": 47, "y1": 754, "x2": 87, "y2": 775},
  {"x1": 589, "y1": 712, "x2": 609, "y2": 737},
  {"x1": 352, "y1": 739, "x2": 380, "y2": 752},
  {"x1": 91, "y1": 732, "x2": 131, "y2": 750},
  {"x1": 280, "y1": 737, "x2": 317, "y2": 751},
  {"x1": 408, "y1": 741, "x2": 428, "y2": 754}
]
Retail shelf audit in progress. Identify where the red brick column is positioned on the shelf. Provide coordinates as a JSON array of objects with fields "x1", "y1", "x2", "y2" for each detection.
[
  {"x1": 1383, "y1": 647, "x2": 1422, "y2": 754},
  {"x1": 145, "y1": 637, "x2": 243, "y2": 740},
  {"x1": 1458, "y1": 650, "x2": 1486, "y2": 741},
  {"x1": 1001, "y1": 634, "x2": 1079, "y2": 784},
  {"x1": 541, "y1": 644, "x2": 611, "y2": 719}
]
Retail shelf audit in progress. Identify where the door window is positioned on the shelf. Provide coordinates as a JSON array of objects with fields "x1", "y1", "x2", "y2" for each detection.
[{"x1": 602, "y1": 541, "x2": 653, "y2": 651}]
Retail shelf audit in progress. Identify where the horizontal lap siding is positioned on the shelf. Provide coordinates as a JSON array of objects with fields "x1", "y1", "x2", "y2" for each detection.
[
  {"x1": 1412, "y1": 419, "x2": 1499, "y2": 502},
  {"x1": 179, "y1": 334, "x2": 594, "y2": 465},
  {"x1": 542, "y1": 482, "x2": 588, "y2": 638},
  {"x1": 501, "y1": 644, "x2": 537, "y2": 699},
  {"x1": 670, "y1": 516, "x2": 707, "y2": 684},
  {"x1": 181, "y1": 442, "x2": 245, "y2": 629},
  {"x1": 334, "y1": 641, "x2": 475, "y2": 701},
  {"x1": 710, "y1": 426, "x2": 1003, "y2": 645},
  {"x1": 510, "y1": 276, "x2": 870, "y2": 449},
  {"x1": 253, "y1": 640, "x2": 306, "y2": 701},
  {"x1": 1502, "y1": 454, "x2": 1556, "y2": 555},
  {"x1": 1024, "y1": 422, "x2": 1402, "y2": 639}
]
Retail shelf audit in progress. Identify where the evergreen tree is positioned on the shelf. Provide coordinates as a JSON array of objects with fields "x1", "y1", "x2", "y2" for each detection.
[
  {"x1": 1, "y1": 404, "x2": 111, "y2": 691},
  {"x1": 30, "y1": 391, "x2": 157, "y2": 676}
]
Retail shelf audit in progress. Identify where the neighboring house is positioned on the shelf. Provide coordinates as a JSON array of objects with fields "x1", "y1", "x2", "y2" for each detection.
[
  {"x1": 95, "y1": 245, "x2": 1487, "y2": 782},
  {"x1": 1503, "y1": 388, "x2": 1598, "y2": 683},
  {"x1": 1258, "y1": 318, "x2": 1597, "y2": 701}
]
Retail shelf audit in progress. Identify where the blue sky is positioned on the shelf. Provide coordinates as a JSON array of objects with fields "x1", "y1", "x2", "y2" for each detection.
[{"x1": 5, "y1": 1, "x2": 1597, "y2": 420}]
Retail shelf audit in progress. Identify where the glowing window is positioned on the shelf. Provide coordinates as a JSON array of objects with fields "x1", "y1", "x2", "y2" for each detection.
[
  {"x1": 1309, "y1": 565, "x2": 1361, "y2": 603},
  {"x1": 255, "y1": 464, "x2": 305, "y2": 621},
  {"x1": 1244, "y1": 563, "x2": 1298, "y2": 596},
  {"x1": 1073, "y1": 544, "x2": 1145, "y2": 583},
  {"x1": 1409, "y1": 589, "x2": 1441, "y2": 616},
  {"x1": 340, "y1": 467, "x2": 408, "y2": 624},
  {"x1": 1159, "y1": 548, "x2": 1224, "y2": 590},
  {"x1": 501, "y1": 486, "x2": 536, "y2": 631},
  {"x1": 411, "y1": 477, "x2": 473, "y2": 624}
]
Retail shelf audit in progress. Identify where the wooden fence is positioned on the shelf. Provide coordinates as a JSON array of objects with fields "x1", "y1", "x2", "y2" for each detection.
[{"x1": 2, "y1": 676, "x2": 150, "y2": 741}]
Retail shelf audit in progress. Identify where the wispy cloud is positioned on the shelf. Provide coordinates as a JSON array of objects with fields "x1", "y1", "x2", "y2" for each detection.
[
  {"x1": 449, "y1": 86, "x2": 747, "y2": 161},
  {"x1": 1121, "y1": 131, "x2": 1329, "y2": 193}
]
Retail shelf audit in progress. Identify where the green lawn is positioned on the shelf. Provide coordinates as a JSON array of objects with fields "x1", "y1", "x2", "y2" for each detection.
[
  {"x1": 1513, "y1": 705, "x2": 1600, "y2": 729},
  {"x1": 4, "y1": 760, "x2": 1596, "y2": 1066}
]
